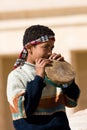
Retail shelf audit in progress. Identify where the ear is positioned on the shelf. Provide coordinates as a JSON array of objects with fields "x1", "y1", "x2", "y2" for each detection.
[{"x1": 26, "y1": 44, "x2": 33, "y2": 54}]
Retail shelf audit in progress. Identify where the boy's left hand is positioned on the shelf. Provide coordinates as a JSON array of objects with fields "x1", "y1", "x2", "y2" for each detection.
[{"x1": 49, "y1": 53, "x2": 64, "y2": 61}]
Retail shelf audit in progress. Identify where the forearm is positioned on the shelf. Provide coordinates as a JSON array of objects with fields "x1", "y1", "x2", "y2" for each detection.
[
  {"x1": 62, "y1": 80, "x2": 80, "y2": 107},
  {"x1": 24, "y1": 75, "x2": 46, "y2": 118},
  {"x1": 63, "y1": 80, "x2": 80, "y2": 101}
]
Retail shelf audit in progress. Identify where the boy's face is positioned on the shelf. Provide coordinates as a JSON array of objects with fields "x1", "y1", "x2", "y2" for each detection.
[{"x1": 27, "y1": 40, "x2": 54, "y2": 64}]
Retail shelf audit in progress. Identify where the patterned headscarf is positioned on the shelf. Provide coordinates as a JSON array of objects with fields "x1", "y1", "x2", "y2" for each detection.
[{"x1": 14, "y1": 35, "x2": 55, "y2": 69}]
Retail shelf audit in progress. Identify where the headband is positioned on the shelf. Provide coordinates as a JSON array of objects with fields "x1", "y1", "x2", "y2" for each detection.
[
  {"x1": 25, "y1": 35, "x2": 55, "y2": 46},
  {"x1": 14, "y1": 35, "x2": 55, "y2": 69}
]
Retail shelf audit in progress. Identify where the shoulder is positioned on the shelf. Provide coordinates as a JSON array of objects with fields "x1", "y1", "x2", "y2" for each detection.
[
  {"x1": 7, "y1": 67, "x2": 27, "y2": 92},
  {"x1": 8, "y1": 67, "x2": 22, "y2": 79},
  {"x1": 7, "y1": 67, "x2": 27, "y2": 84}
]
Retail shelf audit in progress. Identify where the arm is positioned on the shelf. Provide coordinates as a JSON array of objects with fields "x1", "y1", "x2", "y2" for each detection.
[
  {"x1": 24, "y1": 75, "x2": 46, "y2": 118},
  {"x1": 7, "y1": 71, "x2": 45, "y2": 120},
  {"x1": 62, "y1": 80, "x2": 80, "y2": 107},
  {"x1": 49, "y1": 53, "x2": 80, "y2": 107}
]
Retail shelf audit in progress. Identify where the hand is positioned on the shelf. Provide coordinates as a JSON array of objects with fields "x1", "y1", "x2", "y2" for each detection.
[
  {"x1": 49, "y1": 53, "x2": 64, "y2": 61},
  {"x1": 35, "y1": 58, "x2": 52, "y2": 78}
]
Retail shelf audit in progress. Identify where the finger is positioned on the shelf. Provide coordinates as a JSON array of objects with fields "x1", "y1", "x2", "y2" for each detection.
[
  {"x1": 49, "y1": 53, "x2": 61, "y2": 60},
  {"x1": 35, "y1": 58, "x2": 50, "y2": 67},
  {"x1": 41, "y1": 59, "x2": 52, "y2": 66},
  {"x1": 35, "y1": 58, "x2": 45, "y2": 64},
  {"x1": 53, "y1": 54, "x2": 62, "y2": 60},
  {"x1": 57, "y1": 56, "x2": 64, "y2": 61}
]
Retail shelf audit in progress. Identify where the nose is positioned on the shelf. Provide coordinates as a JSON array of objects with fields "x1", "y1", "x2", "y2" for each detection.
[{"x1": 48, "y1": 49, "x2": 52, "y2": 57}]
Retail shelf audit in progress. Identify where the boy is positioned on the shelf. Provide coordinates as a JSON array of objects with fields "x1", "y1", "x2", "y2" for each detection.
[{"x1": 7, "y1": 25, "x2": 80, "y2": 130}]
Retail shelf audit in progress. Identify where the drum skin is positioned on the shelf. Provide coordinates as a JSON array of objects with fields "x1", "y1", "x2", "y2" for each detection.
[{"x1": 45, "y1": 60, "x2": 76, "y2": 84}]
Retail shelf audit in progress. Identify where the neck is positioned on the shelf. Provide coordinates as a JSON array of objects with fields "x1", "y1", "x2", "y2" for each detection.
[{"x1": 26, "y1": 56, "x2": 35, "y2": 65}]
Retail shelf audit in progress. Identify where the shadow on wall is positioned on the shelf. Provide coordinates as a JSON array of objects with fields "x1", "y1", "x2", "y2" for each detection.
[
  {"x1": 0, "y1": 54, "x2": 18, "y2": 130},
  {"x1": 71, "y1": 49, "x2": 87, "y2": 112}
]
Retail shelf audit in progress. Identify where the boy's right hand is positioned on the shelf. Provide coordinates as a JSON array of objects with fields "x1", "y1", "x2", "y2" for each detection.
[{"x1": 35, "y1": 58, "x2": 52, "y2": 78}]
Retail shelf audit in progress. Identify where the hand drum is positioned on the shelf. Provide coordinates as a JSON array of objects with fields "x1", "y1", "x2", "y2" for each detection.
[{"x1": 45, "y1": 60, "x2": 76, "y2": 84}]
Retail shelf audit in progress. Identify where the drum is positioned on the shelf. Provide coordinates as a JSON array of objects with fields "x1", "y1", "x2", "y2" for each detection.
[{"x1": 45, "y1": 60, "x2": 76, "y2": 84}]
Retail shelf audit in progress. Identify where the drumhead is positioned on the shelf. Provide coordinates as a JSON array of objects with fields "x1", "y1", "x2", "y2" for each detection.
[{"x1": 45, "y1": 60, "x2": 76, "y2": 84}]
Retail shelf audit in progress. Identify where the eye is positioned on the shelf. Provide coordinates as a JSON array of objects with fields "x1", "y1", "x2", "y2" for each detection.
[
  {"x1": 41, "y1": 44, "x2": 54, "y2": 51},
  {"x1": 44, "y1": 45, "x2": 54, "y2": 50},
  {"x1": 44, "y1": 45, "x2": 49, "y2": 49},
  {"x1": 43, "y1": 45, "x2": 49, "y2": 49}
]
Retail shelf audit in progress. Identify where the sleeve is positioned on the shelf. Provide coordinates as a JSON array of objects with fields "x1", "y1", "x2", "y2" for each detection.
[
  {"x1": 7, "y1": 72, "x2": 26, "y2": 120},
  {"x1": 7, "y1": 72, "x2": 46, "y2": 120},
  {"x1": 24, "y1": 75, "x2": 46, "y2": 118},
  {"x1": 62, "y1": 80, "x2": 80, "y2": 107}
]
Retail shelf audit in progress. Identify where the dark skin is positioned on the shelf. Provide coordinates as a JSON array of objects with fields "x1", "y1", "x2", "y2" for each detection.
[{"x1": 26, "y1": 40, "x2": 64, "y2": 78}]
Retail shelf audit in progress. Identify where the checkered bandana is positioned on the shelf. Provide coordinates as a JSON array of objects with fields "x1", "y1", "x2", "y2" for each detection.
[{"x1": 14, "y1": 35, "x2": 55, "y2": 69}]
